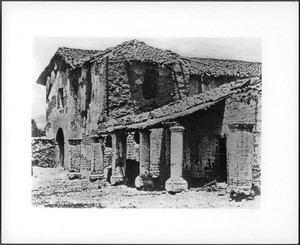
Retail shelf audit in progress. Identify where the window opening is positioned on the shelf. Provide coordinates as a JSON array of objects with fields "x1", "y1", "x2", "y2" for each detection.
[{"x1": 142, "y1": 68, "x2": 158, "y2": 99}]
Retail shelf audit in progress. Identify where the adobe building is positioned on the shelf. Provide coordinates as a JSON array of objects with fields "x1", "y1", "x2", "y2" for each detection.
[{"x1": 34, "y1": 39, "x2": 261, "y2": 194}]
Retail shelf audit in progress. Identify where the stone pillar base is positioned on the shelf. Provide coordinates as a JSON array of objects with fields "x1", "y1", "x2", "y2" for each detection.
[
  {"x1": 110, "y1": 175, "x2": 125, "y2": 186},
  {"x1": 89, "y1": 174, "x2": 104, "y2": 182},
  {"x1": 135, "y1": 175, "x2": 155, "y2": 191},
  {"x1": 67, "y1": 172, "x2": 82, "y2": 180},
  {"x1": 165, "y1": 177, "x2": 188, "y2": 193}
]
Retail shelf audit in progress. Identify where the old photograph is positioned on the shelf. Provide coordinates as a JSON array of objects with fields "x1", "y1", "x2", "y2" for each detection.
[
  {"x1": 31, "y1": 38, "x2": 262, "y2": 208},
  {"x1": 3, "y1": 1, "x2": 298, "y2": 243}
]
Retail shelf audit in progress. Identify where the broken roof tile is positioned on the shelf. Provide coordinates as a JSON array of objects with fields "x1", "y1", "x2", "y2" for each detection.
[{"x1": 98, "y1": 77, "x2": 261, "y2": 133}]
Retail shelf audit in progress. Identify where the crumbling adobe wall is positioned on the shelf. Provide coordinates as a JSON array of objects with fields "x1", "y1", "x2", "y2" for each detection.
[
  {"x1": 107, "y1": 60, "x2": 134, "y2": 118},
  {"x1": 103, "y1": 147, "x2": 112, "y2": 169},
  {"x1": 150, "y1": 128, "x2": 164, "y2": 178},
  {"x1": 222, "y1": 88, "x2": 261, "y2": 185},
  {"x1": 68, "y1": 142, "x2": 81, "y2": 172},
  {"x1": 172, "y1": 63, "x2": 189, "y2": 99},
  {"x1": 87, "y1": 58, "x2": 178, "y2": 124},
  {"x1": 125, "y1": 61, "x2": 175, "y2": 113},
  {"x1": 80, "y1": 135, "x2": 92, "y2": 172},
  {"x1": 152, "y1": 128, "x2": 171, "y2": 186},
  {"x1": 32, "y1": 138, "x2": 56, "y2": 168},
  {"x1": 176, "y1": 87, "x2": 261, "y2": 186},
  {"x1": 85, "y1": 62, "x2": 106, "y2": 134},
  {"x1": 45, "y1": 62, "x2": 83, "y2": 139},
  {"x1": 180, "y1": 101, "x2": 226, "y2": 184},
  {"x1": 45, "y1": 60, "x2": 88, "y2": 169}
]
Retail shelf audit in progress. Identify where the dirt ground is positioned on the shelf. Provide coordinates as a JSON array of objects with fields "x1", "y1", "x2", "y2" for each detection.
[{"x1": 31, "y1": 166, "x2": 260, "y2": 208}]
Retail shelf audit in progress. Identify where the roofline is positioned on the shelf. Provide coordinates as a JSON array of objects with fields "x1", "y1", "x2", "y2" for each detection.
[
  {"x1": 36, "y1": 40, "x2": 262, "y2": 85},
  {"x1": 35, "y1": 47, "x2": 101, "y2": 86}
]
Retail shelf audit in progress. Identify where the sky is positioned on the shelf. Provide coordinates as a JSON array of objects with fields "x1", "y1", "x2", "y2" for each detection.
[{"x1": 32, "y1": 37, "x2": 261, "y2": 127}]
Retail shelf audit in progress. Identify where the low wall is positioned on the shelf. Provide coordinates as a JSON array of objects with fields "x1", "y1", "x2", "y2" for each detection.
[{"x1": 32, "y1": 137, "x2": 56, "y2": 168}]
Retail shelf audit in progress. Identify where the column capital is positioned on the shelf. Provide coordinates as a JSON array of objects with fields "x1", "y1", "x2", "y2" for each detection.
[{"x1": 170, "y1": 125, "x2": 185, "y2": 132}]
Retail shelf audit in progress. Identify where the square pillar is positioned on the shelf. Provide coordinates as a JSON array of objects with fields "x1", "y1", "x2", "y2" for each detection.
[
  {"x1": 135, "y1": 130, "x2": 154, "y2": 190},
  {"x1": 89, "y1": 136, "x2": 105, "y2": 182},
  {"x1": 110, "y1": 131, "x2": 126, "y2": 185},
  {"x1": 67, "y1": 138, "x2": 82, "y2": 180},
  {"x1": 165, "y1": 125, "x2": 188, "y2": 193},
  {"x1": 227, "y1": 123, "x2": 254, "y2": 193}
]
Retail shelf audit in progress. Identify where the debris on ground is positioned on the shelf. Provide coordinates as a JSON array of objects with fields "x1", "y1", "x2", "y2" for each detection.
[
  {"x1": 31, "y1": 167, "x2": 260, "y2": 208},
  {"x1": 201, "y1": 180, "x2": 228, "y2": 193},
  {"x1": 229, "y1": 186, "x2": 256, "y2": 202}
]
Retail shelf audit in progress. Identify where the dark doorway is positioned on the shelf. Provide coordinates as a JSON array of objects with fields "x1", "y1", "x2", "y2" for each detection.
[
  {"x1": 125, "y1": 159, "x2": 139, "y2": 187},
  {"x1": 217, "y1": 136, "x2": 227, "y2": 182},
  {"x1": 56, "y1": 128, "x2": 65, "y2": 167}
]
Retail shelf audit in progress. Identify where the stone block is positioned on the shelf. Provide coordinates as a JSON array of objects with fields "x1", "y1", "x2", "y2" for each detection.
[
  {"x1": 165, "y1": 177, "x2": 188, "y2": 193},
  {"x1": 135, "y1": 174, "x2": 155, "y2": 191}
]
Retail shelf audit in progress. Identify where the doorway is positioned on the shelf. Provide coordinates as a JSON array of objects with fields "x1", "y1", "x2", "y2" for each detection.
[
  {"x1": 125, "y1": 159, "x2": 139, "y2": 187},
  {"x1": 56, "y1": 128, "x2": 65, "y2": 167}
]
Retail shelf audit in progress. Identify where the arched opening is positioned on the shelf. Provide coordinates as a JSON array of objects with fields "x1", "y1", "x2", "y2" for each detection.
[
  {"x1": 142, "y1": 67, "x2": 158, "y2": 100},
  {"x1": 56, "y1": 128, "x2": 65, "y2": 167}
]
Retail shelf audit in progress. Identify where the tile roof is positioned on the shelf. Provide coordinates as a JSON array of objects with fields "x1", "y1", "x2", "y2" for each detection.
[
  {"x1": 36, "y1": 47, "x2": 103, "y2": 85},
  {"x1": 92, "y1": 39, "x2": 262, "y2": 78},
  {"x1": 36, "y1": 39, "x2": 261, "y2": 85},
  {"x1": 186, "y1": 58, "x2": 261, "y2": 77},
  {"x1": 56, "y1": 47, "x2": 103, "y2": 68},
  {"x1": 97, "y1": 76, "x2": 261, "y2": 133},
  {"x1": 92, "y1": 39, "x2": 181, "y2": 66}
]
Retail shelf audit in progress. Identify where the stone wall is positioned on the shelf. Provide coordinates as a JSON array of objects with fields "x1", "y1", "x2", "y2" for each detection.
[{"x1": 32, "y1": 138, "x2": 56, "y2": 168}]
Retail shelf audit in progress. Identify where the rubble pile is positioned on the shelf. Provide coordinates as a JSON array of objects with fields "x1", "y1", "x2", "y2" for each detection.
[
  {"x1": 31, "y1": 138, "x2": 56, "y2": 168},
  {"x1": 229, "y1": 187, "x2": 255, "y2": 202},
  {"x1": 200, "y1": 180, "x2": 228, "y2": 194}
]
